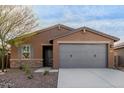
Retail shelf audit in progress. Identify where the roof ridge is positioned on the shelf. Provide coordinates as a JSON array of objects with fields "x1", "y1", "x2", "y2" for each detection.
[
  {"x1": 11, "y1": 24, "x2": 75, "y2": 41},
  {"x1": 50, "y1": 26, "x2": 120, "y2": 42},
  {"x1": 76, "y1": 26, "x2": 119, "y2": 41},
  {"x1": 35, "y1": 24, "x2": 75, "y2": 34},
  {"x1": 115, "y1": 42, "x2": 124, "y2": 47}
]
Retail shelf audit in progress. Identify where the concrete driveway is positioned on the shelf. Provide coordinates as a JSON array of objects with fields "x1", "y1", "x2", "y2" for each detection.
[{"x1": 58, "y1": 69, "x2": 124, "y2": 88}]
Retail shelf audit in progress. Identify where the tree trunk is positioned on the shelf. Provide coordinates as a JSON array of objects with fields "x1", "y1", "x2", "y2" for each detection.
[
  {"x1": 1, "y1": 44, "x2": 5, "y2": 72},
  {"x1": 1, "y1": 54, "x2": 4, "y2": 72},
  {"x1": 5, "y1": 53, "x2": 8, "y2": 72}
]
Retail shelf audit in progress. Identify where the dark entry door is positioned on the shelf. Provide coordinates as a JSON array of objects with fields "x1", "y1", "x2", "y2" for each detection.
[{"x1": 43, "y1": 46, "x2": 53, "y2": 67}]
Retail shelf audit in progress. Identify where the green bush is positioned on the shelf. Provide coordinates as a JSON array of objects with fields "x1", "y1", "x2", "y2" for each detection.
[
  {"x1": 21, "y1": 63, "x2": 33, "y2": 79},
  {"x1": 27, "y1": 74, "x2": 33, "y2": 79},
  {"x1": 43, "y1": 70, "x2": 49, "y2": 76},
  {"x1": 19, "y1": 64, "x2": 24, "y2": 70}
]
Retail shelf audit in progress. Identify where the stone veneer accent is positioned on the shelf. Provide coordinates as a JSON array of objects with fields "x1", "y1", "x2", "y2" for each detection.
[{"x1": 10, "y1": 59, "x2": 43, "y2": 68}]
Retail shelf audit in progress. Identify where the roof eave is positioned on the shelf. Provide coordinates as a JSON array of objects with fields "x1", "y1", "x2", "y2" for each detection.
[
  {"x1": 82, "y1": 27, "x2": 120, "y2": 42},
  {"x1": 50, "y1": 26, "x2": 120, "y2": 42},
  {"x1": 114, "y1": 46, "x2": 124, "y2": 49},
  {"x1": 36, "y1": 24, "x2": 75, "y2": 34}
]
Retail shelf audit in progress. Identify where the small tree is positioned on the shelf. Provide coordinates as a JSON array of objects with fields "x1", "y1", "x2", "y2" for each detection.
[{"x1": 0, "y1": 5, "x2": 38, "y2": 72}]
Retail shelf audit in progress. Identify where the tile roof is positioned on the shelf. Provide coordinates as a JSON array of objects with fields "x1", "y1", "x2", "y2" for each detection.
[
  {"x1": 114, "y1": 42, "x2": 124, "y2": 49},
  {"x1": 50, "y1": 26, "x2": 120, "y2": 42}
]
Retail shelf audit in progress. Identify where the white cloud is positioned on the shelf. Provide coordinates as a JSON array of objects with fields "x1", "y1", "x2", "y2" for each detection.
[{"x1": 33, "y1": 6, "x2": 124, "y2": 42}]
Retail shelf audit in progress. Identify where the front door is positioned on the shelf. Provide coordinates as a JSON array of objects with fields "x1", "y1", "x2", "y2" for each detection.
[{"x1": 43, "y1": 46, "x2": 53, "y2": 67}]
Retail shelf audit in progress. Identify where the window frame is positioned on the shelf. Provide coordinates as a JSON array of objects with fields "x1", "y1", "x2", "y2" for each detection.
[{"x1": 21, "y1": 44, "x2": 31, "y2": 59}]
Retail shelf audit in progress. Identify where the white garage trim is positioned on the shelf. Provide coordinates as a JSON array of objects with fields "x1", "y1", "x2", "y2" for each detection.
[{"x1": 57, "y1": 41, "x2": 110, "y2": 44}]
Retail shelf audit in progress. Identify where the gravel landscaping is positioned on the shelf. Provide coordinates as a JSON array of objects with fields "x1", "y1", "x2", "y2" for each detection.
[
  {"x1": 0, "y1": 69, "x2": 58, "y2": 88},
  {"x1": 117, "y1": 67, "x2": 124, "y2": 72}
]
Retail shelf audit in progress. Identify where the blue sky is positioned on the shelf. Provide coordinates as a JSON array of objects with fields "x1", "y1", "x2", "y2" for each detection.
[{"x1": 32, "y1": 5, "x2": 124, "y2": 42}]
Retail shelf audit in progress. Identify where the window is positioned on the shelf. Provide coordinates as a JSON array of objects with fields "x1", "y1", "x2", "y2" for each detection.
[{"x1": 21, "y1": 45, "x2": 31, "y2": 59}]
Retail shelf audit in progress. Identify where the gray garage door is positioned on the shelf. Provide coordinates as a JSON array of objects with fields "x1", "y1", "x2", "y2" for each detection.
[{"x1": 59, "y1": 44, "x2": 107, "y2": 68}]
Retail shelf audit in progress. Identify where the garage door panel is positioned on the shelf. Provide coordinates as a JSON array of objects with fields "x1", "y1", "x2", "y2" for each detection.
[{"x1": 60, "y1": 44, "x2": 107, "y2": 68}]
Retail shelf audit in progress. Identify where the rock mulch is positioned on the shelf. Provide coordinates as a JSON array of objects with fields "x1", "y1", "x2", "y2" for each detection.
[
  {"x1": 0, "y1": 79, "x2": 15, "y2": 88},
  {"x1": 0, "y1": 69, "x2": 58, "y2": 88},
  {"x1": 116, "y1": 67, "x2": 124, "y2": 72}
]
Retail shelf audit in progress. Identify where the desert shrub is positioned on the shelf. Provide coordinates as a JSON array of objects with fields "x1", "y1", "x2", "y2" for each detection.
[
  {"x1": 19, "y1": 64, "x2": 24, "y2": 70},
  {"x1": 27, "y1": 74, "x2": 33, "y2": 79},
  {"x1": 43, "y1": 70, "x2": 49, "y2": 76},
  {"x1": 22, "y1": 63, "x2": 33, "y2": 79}
]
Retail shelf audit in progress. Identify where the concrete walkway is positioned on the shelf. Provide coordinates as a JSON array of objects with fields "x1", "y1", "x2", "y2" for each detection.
[
  {"x1": 58, "y1": 68, "x2": 124, "y2": 88},
  {"x1": 34, "y1": 67, "x2": 58, "y2": 73}
]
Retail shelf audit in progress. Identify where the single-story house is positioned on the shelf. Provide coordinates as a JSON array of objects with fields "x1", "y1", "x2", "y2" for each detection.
[
  {"x1": 114, "y1": 42, "x2": 124, "y2": 67},
  {"x1": 10, "y1": 24, "x2": 120, "y2": 68}
]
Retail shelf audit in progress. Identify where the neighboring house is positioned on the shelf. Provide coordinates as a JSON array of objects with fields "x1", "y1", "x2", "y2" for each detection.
[
  {"x1": 114, "y1": 42, "x2": 124, "y2": 67},
  {"x1": 10, "y1": 24, "x2": 119, "y2": 68}
]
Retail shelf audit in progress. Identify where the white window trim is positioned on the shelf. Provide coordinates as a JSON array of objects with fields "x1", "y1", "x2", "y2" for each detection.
[{"x1": 21, "y1": 44, "x2": 31, "y2": 59}]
